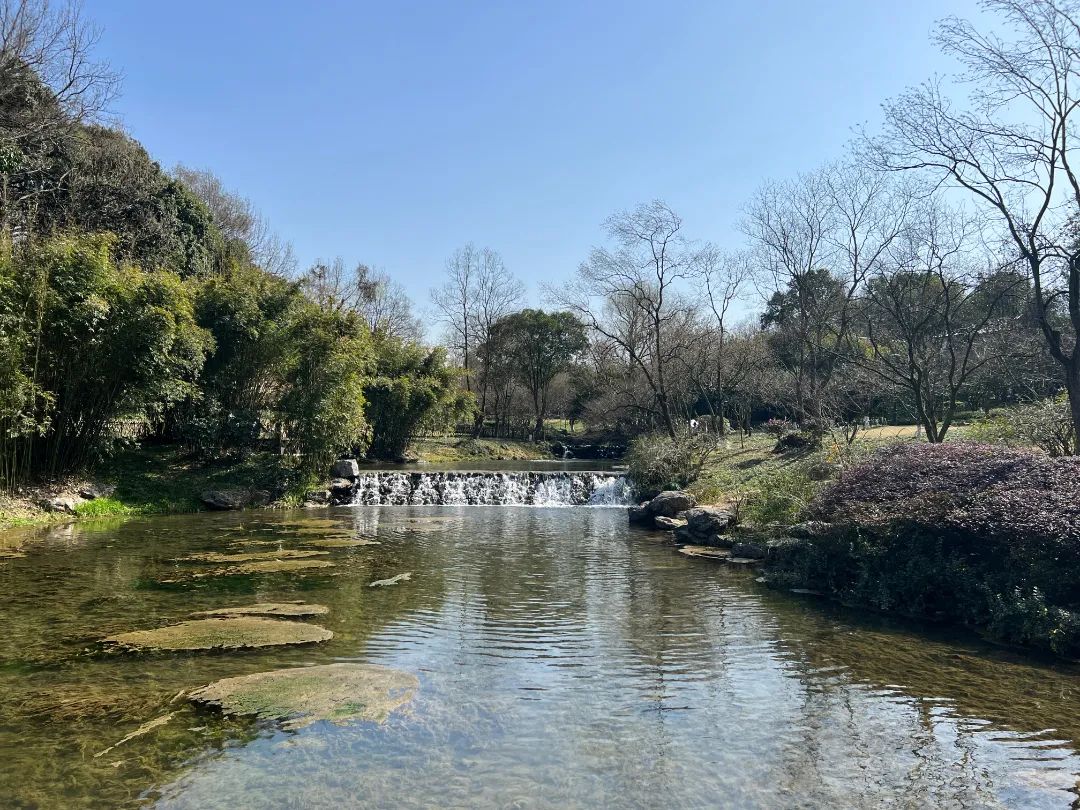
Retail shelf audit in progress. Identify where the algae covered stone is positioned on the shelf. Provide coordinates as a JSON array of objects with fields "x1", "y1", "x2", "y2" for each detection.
[
  {"x1": 157, "y1": 558, "x2": 335, "y2": 582},
  {"x1": 191, "y1": 602, "x2": 330, "y2": 619},
  {"x1": 302, "y1": 538, "x2": 380, "y2": 548},
  {"x1": 369, "y1": 572, "x2": 412, "y2": 587},
  {"x1": 177, "y1": 549, "x2": 329, "y2": 564},
  {"x1": 189, "y1": 663, "x2": 418, "y2": 729},
  {"x1": 102, "y1": 617, "x2": 333, "y2": 651}
]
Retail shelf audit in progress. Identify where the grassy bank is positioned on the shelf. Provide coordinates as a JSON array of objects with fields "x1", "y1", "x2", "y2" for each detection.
[
  {"x1": 0, "y1": 436, "x2": 559, "y2": 530},
  {"x1": 681, "y1": 426, "x2": 925, "y2": 526},
  {"x1": 410, "y1": 436, "x2": 554, "y2": 463},
  {"x1": 669, "y1": 435, "x2": 1080, "y2": 660},
  {"x1": 0, "y1": 447, "x2": 313, "y2": 530}
]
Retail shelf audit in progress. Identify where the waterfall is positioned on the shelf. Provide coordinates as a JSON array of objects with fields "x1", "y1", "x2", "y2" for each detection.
[{"x1": 348, "y1": 471, "x2": 633, "y2": 506}]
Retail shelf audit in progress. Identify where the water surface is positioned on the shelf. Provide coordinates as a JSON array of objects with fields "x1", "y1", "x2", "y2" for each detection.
[{"x1": 2, "y1": 506, "x2": 1079, "y2": 808}]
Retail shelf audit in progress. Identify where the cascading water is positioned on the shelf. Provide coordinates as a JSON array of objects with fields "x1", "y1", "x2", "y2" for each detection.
[{"x1": 349, "y1": 471, "x2": 634, "y2": 506}]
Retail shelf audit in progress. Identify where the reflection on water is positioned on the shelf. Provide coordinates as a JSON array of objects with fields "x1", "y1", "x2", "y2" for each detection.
[
  {"x1": 356, "y1": 459, "x2": 625, "y2": 472},
  {"x1": 1, "y1": 507, "x2": 1079, "y2": 808}
]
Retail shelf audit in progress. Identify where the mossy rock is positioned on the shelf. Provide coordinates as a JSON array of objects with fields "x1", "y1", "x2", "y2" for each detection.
[
  {"x1": 191, "y1": 602, "x2": 330, "y2": 618},
  {"x1": 177, "y1": 549, "x2": 330, "y2": 564},
  {"x1": 160, "y1": 559, "x2": 337, "y2": 582},
  {"x1": 369, "y1": 572, "x2": 412, "y2": 587},
  {"x1": 189, "y1": 663, "x2": 418, "y2": 729},
  {"x1": 303, "y1": 538, "x2": 380, "y2": 548},
  {"x1": 220, "y1": 559, "x2": 335, "y2": 576},
  {"x1": 679, "y1": 546, "x2": 731, "y2": 560},
  {"x1": 102, "y1": 617, "x2": 333, "y2": 651}
]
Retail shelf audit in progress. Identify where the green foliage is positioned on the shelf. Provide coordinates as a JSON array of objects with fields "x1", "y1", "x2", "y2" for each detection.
[
  {"x1": 364, "y1": 342, "x2": 472, "y2": 460},
  {"x1": 0, "y1": 233, "x2": 209, "y2": 482},
  {"x1": 280, "y1": 307, "x2": 372, "y2": 472},
  {"x1": 626, "y1": 432, "x2": 719, "y2": 497},
  {"x1": 2, "y1": 76, "x2": 225, "y2": 277},
  {"x1": 741, "y1": 464, "x2": 822, "y2": 526},
  {"x1": 179, "y1": 264, "x2": 375, "y2": 471},
  {"x1": 486, "y1": 309, "x2": 587, "y2": 437},
  {"x1": 967, "y1": 396, "x2": 1076, "y2": 456}
]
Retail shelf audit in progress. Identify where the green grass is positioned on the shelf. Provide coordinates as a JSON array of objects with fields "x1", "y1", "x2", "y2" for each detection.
[
  {"x1": 0, "y1": 445, "x2": 314, "y2": 530},
  {"x1": 412, "y1": 436, "x2": 552, "y2": 463},
  {"x1": 686, "y1": 430, "x2": 925, "y2": 526}
]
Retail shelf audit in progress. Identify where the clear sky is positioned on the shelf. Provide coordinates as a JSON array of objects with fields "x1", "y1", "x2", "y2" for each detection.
[{"x1": 91, "y1": 0, "x2": 980, "y2": 311}]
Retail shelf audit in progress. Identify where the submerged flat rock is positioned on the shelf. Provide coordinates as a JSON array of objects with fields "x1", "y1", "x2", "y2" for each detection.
[
  {"x1": 102, "y1": 617, "x2": 333, "y2": 651},
  {"x1": 303, "y1": 538, "x2": 380, "y2": 548},
  {"x1": 369, "y1": 572, "x2": 412, "y2": 587},
  {"x1": 678, "y1": 546, "x2": 731, "y2": 560},
  {"x1": 177, "y1": 549, "x2": 329, "y2": 564},
  {"x1": 157, "y1": 558, "x2": 336, "y2": 582},
  {"x1": 189, "y1": 663, "x2": 418, "y2": 729},
  {"x1": 191, "y1": 602, "x2": 330, "y2": 618}
]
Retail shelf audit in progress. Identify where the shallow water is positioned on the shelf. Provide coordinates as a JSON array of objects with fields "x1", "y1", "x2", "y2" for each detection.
[{"x1": 2, "y1": 506, "x2": 1080, "y2": 808}]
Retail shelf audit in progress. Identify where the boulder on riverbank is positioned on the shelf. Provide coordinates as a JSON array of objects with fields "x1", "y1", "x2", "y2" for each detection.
[
  {"x1": 646, "y1": 490, "x2": 696, "y2": 517},
  {"x1": 629, "y1": 490, "x2": 699, "y2": 530},
  {"x1": 329, "y1": 478, "x2": 355, "y2": 505},
  {"x1": 654, "y1": 515, "x2": 687, "y2": 531},
  {"x1": 330, "y1": 458, "x2": 360, "y2": 479}
]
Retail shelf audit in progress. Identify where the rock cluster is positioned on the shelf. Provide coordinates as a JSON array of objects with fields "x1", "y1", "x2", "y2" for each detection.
[
  {"x1": 39, "y1": 481, "x2": 115, "y2": 514},
  {"x1": 629, "y1": 491, "x2": 734, "y2": 546},
  {"x1": 672, "y1": 506, "x2": 735, "y2": 548}
]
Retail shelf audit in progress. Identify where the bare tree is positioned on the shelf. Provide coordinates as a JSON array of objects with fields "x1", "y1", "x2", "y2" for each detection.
[
  {"x1": 681, "y1": 246, "x2": 752, "y2": 433},
  {"x1": 744, "y1": 163, "x2": 909, "y2": 424},
  {"x1": 551, "y1": 200, "x2": 697, "y2": 437},
  {"x1": 173, "y1": 165, "x2": 296, "y2": 275},
  {"x1": 430, "y1": 244, "x2": 523, "y2": 432},
  {"x1": 858, "y1": 204, "x2": 1025, "y2": 441},
  {"x1": 360, "y1": 269, "x2": 423, "y2": 342},
  {"x1": 0, "y1": 0, "x2": 119, "y2": 121},
  {"x1": 869, "y1": 0, "x2": 1080, "y2": 451}
]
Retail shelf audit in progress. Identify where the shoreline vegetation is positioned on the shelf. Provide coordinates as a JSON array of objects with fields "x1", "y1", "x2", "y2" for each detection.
[
  {"x1": 628, "y1": 428, "x2": 1080, "y2": 661},
  {"x1": 0, "y1": 436, "x2": 561, "y2": 529},
  {"x1": 4, "y1": 0, "x2": 1080, "y2": 669}
]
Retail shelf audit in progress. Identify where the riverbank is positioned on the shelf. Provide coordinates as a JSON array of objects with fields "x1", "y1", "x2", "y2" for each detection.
[
  {"x1": 637, "y1": 439, "x2": 1080, "y2": 661},
  {"x1": 0, "y1": 437, "x2": 562, "y2": 530}
]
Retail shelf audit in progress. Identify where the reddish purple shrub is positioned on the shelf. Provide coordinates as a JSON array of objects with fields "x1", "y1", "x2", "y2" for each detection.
[
  {"x1": 813, "y1": 442, "x2": 1080, "y2": 545},
  {"x1": 769, "y1": 442, "x2": 1080, "y2": 657}
]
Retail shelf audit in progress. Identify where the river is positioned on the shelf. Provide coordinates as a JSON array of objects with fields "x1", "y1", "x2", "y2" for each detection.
[{"x1": 2, "y1": 499, "x2": 1079, "y2": 808}]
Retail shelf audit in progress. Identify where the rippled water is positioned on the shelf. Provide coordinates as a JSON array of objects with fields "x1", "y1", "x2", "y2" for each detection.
[{"x1": 2, "y1": 506, "x2": 1080, "y2": 808}]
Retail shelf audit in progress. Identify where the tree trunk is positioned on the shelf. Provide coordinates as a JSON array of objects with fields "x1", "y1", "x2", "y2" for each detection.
[{"x1": 1065, "y1": 364, "x2": 1080, "y2": 455}]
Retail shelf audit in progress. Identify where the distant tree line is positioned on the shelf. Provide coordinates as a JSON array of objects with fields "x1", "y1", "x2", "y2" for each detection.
[{"x1": 428, "y1": 0, "x2": 1080, "y2": 455}]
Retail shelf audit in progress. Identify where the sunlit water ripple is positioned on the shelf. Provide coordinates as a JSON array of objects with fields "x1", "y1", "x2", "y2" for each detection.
[{"x1": 1, "y1": 505, "x2": 1079, "y2": 808}]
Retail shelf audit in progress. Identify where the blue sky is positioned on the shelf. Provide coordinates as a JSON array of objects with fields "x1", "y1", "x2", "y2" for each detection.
[{"x1": 92, "y1": 0, "x2": 979, "y2": 310}]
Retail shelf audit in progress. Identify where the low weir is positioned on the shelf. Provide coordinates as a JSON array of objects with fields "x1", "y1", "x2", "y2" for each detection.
[{"x1": 349, "y1": 471, "x2": 634, "y2": 506}]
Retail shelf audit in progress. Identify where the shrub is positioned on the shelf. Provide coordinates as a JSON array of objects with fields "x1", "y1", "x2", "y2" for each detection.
[
  {"x1": 740, "y1": 464, "x2": 822, "y2": 526},
  {"x1": 770, "y1": 441, "x2": 1080, "y2": 657},
  {"x1": 773, "y1": 430, "x2": 820, "y2": 453},
  {"x1": 626, "y1": 432, "x2": 719, "y2": 498},
  {"x1": 763, "y1": 418, "x2": 796, "y2": 437},
  {"x1": 967, "y1": 396, "x2": 1076, "y2": 457}
]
